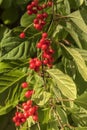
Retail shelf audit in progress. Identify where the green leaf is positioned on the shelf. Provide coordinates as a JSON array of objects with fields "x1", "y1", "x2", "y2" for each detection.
[
  {"x1": 68, "y1": 10, "x2": 87, "y2": 34},
  {"x1": 75, "y1": 92, "x2": 87, "y2": 109},
  {"x1": 47, "y1": 120, "x2": 59, "y2": 130},
  {"x1": 65, "y1": 23, "x2": 82, "y2": 48},
  {"x1": 77, "y1": 48, "x2": 87, "y2": 62},
  {"x1": 66, "y1": 8, "x2": 87, "y2": 49},
  {"x1": 0, "y1": 0, "x2": 3, "y2": 5},
  {"x1": 0, "y1": 25, "x2": 9, "y2": 42},
  {"x1": 70, "y1": 107, "x2": 87, "y2": 126},
  {"x1": 68, "y1": 0, "x2": 84, "y2": 9},
  {"x1": 20, "y1": 12, "x2": 35, "y2": 27},
  {"x1": 38, "y1": 108, "x2": 50, "y2": 124},
  {"x1": 33, "y1": 89, "x2": 51, "y2": 106},
  {"x1": 0, "y1": 104, "x2": 15, "y2": 115},
  {"x1": 47, "y1": 69, "x2": 77, "y2": 100},
  {"x1": 64, "y1": 0, "x2": 70, "y2": 14},
  {"x1": 1, "y1": 7, "x2": 19, "y2": 25},
  {"x1": 0, "y1": 111, "x2": 15, "y2": 130},
  {"x1": 53, "y1": 24, "x2": 68, "y2": 41},
  {"x1": 56, "y1": 107, "x2": 68, "y2": 124},
  {"x1": 61, "y1": 45, "x2": 87, "y2": 81},
  {"x1": 1, "y1": 0, "x2": 13, "y2": 8},
  {"x1": 0, "y1": 85, "x2": 20, "y2": 115},
  {"x1": 0, "y1": 69, "x2": 27, "y2": 93},
  {"x1": 0, "y1": 69, "x2": 27, "y2": 115},
  {"x1": 16, "y1": 0, "x2": 29, "y2": 5},
  {"x1": 0, "y1": 62, "x2": 13, "y2": 73},
  {"x1": 75, "y1": 127, "x2": 87, "y2": 130},
  {"x1": 75, "y1": 0, "x2": 84, "y2": 6},
  {"x1": 0, "y1": 30, "x2": 37, "y2": 60},
  {"x1": 30, "y1": 73, "x2": 51, "y2": 106}
]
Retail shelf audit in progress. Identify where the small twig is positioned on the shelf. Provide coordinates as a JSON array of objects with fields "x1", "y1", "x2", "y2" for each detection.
[
  {"x1": 62, "y1": 39, "x2": 71, "y2": 46},
  {"x1": 63, "y1": 124, "x2": 76, "y2": 130},
  {"x1": 16, "y1": 105, "x2": 24, "y2": 112},
  {"x1": 53, "y1": 108, "x2": 64, "y2": 130},
  {"x1": 57, "y1": 98, "x2": 74, "y2": 102},
  {"x1": 23, "y1": 23, "x2": 33, "y2": 32},
  {"x1": 16, "y1": 127, "x2": 18, "y2": 130},
  {"x1": 52, "y1": 0, "x2": 55, "y2": 19},
  {"x1": 55, "y1": 14, "x2": 68, "y2": 19},
  {"x1": 37, "y1": 122, "x2": 41, "y2": 130}
]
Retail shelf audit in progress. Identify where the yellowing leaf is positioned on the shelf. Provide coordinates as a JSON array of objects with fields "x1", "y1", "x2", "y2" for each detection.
[{"x1": 47, "y1": 69, "x2": 77, "y2": 100}]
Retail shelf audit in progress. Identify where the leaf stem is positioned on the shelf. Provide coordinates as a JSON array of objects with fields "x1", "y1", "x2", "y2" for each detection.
[
  {"x1": 23, "y1": 23, "x2": 33, "y2": 32},
  {"x1": 16, "y1": 105, "x2": 24, "y2": 112},
  {"x1": 37, "y1": 122, "x2": 41, "y2": 130},
  {"x1": 57, "y1": 98, "x2": 74, "y2": 102},
  {"x1": 53, "y1": 108, "x2": 64, "y2": 130}
]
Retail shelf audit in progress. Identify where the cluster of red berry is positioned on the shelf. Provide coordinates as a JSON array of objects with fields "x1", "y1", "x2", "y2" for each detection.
[
  {"x1": 37, "y1": 32, "x2": 54, "y2": 67},
  {"x1": 26, "y1": 1, "x2": 54, "y2": 71},
  {"x1": 29, "y1": 32, "x2": 54, "y2": 71},
  {"x1": 29, "y1": 58, "x2": 42, "y2": 72},
  {"x1": 33, "y1": 12, "x2": 48, "y2": 31},
  {"x1": 27, "y1": 0, "x2": 52, "y2": 30},
  {"x1": 27, "y1": 0, "x2": 52, "y2": 15},
  {"x1": 13, "y1": 82, "x2": 38, "y2": 126},
  {"x1": 14, "y1": 1, "x2": 54, "y2": 127},
  {"x1": 19, "y1": 0, "x2": 53, "y2": 38}
]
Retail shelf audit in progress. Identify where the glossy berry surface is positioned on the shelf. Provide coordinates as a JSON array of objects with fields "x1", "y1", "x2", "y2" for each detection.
[
  {"x1": 19, "y1": 32, "x2": 25, "y2": 39},
  {"x1": 21, "y1": 82, "x2": 28, "y2": 88}
]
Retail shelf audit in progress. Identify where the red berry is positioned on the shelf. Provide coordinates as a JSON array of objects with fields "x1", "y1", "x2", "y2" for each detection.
[
  {"x1": 32, "y1": 9, "x2": 37, "y2": 14},
  {"x1": 21, "y1": 118, "x2": 26, "y2": 123},
  {"x1": 19, "y1": 32, "x2": 25, "y2": 39},
  {"x1": 23, "y1": 105, "x2": 30, "y2": 111},
  {"x1": 18, "y1": 113, "x2": 24, "y2": 118},
  {"x1": 15, "y1": 122, "x2": 20, "y2": 126},
  {"x1": 21, "y1": 82, "x2": 28, "y2": 88},
  {"x1": 41, "y1": 20, "x2": 46, "y2": 26},
  {"x1": 25, "y1": 90, "x2": 32, "y2": 98},
  {"x1": 49, "y1": 49, "x2": 55, "y2": 54},
  {"x1": 33, "y1": 105, "x2": 38, "y2": 111},
  {"x1": 34, "y1": 67, "x2": 40, "y2": 72},
  {"x1": 27, "y1": 100, "x2": 32, "y2": 106},
  {"x1": 27, "y1": 5, "x2": 33, "y2": 10},
  {"x1": 42, "y1": 32, "x2": 48, "y2": 38},
  {"x1": 42, "y1": 3, "x2": 47, "y2": 9},
  {"x1": 31, "y1": 1, "x2": 38, "y2": 7},
  {"x1": 32, "y1": 115, "x2": 38, "y2": 121},
  {"x1": 36, "y1": 42, "x2": 42, "y2": 48},
  {"x1": 34, "y1": 24, "x2": 43, "y2": 30},
  {"x1": 43, "y1": 60, "x2": 48, "y2": 65},
  {"x1": 28, "y1": 107, "x2": 35, "y2": 115},
  {"x1": 30, "y1": 90, "x2": 35, "y2": 94},
  {"x1": 37, "y1": 6, "x2": 43, "y2": 10},
  {"x1": 33, "y1": 0, "x2": 39, "y2": 6},
  {"x1": 27, "y1": 10, "x2": 33, "y2": 15},
  {"x1": 40, "y1": 38, "x2": 46, "y2": 44},
  {"x1": 41, "y1": 44, "x2": 48, "y2": 50},
  {"x1": 30, "y1": 63, "x2": 35, "y2": 69},
  {"x1": 24, "y1": 112, "x2": 29, "y2": 118},
  {"x1": 22, "y1": 102, "x2": 27, "y2": 108},
  {"x1": 37, "y1": 14, "x2": 43, "y2": 19},
  {"x1": 12, "y1": 117, "x2": 17, "y2": 122},
  {"x1": 35, "y1": 60, "x2": 42, "y2": 67},
  {"x1": 42, "y1": 13, "x2": 48, "y2": 18},
  {"x1": 33, "y1": 19, "x2": 39, "y2": 24},
  {"x1": 47, "y1": 1, "x2": 53, "y2": 7}
]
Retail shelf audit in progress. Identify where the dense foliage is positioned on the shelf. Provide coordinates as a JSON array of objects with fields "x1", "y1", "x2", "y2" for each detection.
[{"x1": 0, "y1": 0, "x2": 87, "y2": 130}]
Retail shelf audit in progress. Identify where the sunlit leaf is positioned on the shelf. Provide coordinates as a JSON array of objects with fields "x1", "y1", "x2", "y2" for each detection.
[
  {"x1": 61, "y1": 45, "x2": 87, "y2": 81},
  {"x1": 47, "y1": 69, "x2": 77, "y2": 100}
]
